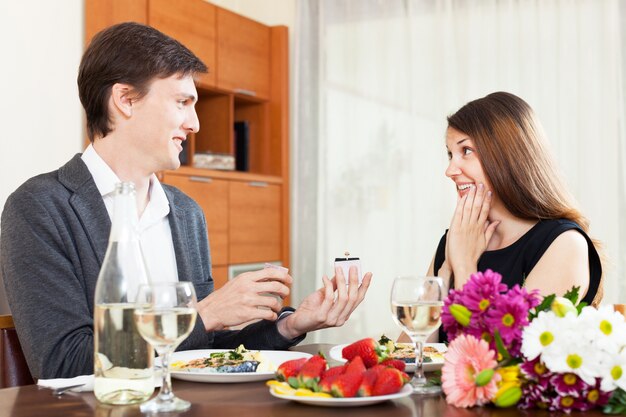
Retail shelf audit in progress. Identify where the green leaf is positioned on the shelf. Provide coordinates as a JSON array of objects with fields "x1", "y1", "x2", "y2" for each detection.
[
  {"x1": 563, "y1": 286, "x2": 580, "y2": 305},
  {"x1": 530, "y1": 294, "x2": 555, "y2": 320},
  {"x1": 493, "y1": 330, "x2": 511, "y2": 360},
  {"x1": 604, "y1": 388, "x2": 626, "y2": 414},
  {"x1": 427, "y1": 371, "x2": 442, "y2": 386},
  {"x1": 576, "y1": 301, "x2": 588, "y2": 315}
]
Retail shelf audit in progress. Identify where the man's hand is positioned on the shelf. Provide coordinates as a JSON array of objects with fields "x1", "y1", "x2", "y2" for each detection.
[
  {"x1": 196, "y1": 268, "x2": 292, "y2": 331},
  {"x1": 277, "y1": 266, "x2": 372, "y2": 340}
]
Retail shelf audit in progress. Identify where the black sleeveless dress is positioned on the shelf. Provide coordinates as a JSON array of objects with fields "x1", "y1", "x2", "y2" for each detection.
[{"x1": 433, "y1": 219, "x2": 602, "y2": 305}]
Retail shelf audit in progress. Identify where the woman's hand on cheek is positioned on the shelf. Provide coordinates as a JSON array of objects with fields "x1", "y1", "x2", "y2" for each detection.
[{"x1": 446, "y1": 183, "x2": 499, "y2": 287}]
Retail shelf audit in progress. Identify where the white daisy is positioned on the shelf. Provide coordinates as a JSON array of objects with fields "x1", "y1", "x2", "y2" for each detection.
[
  {"x1": 599, "y1": 350, "x2": 626, "y2": 392},
  {"x1": 579, "y1": 305, "x2": 626, "y2": 354},
  {"x1": 521, "y1": 310, "x2": 568, "y2": 361},
  {"x1": 543, "y1": 336, "x2": 601, "y2": 385}
]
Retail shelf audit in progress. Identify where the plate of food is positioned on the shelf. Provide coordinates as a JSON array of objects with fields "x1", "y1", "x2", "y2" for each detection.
[
  {"x1": 329, "y1": 337, "x2": 446, "y2": 373},
  {"x1": 268, "y1": 384, "x2": 412, "y2": 407},
  {"x1": 167, "y1": 346, "x2": 312, "y2": 383}
]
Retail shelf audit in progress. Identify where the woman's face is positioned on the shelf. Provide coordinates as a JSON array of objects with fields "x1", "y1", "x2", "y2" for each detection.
[{"x1": 445, "y1": 127, "x2": 493, "y2": 198}]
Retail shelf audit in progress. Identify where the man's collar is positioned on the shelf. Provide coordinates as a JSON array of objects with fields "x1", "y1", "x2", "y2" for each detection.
[{"x1": 81, "y1": 144, "x2": 120, "y2": 197}]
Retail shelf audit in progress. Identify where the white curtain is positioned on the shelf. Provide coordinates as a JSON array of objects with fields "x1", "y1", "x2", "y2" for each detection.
[{"x1": 292, "y1": 0, "x2": 625, "y2": 344}]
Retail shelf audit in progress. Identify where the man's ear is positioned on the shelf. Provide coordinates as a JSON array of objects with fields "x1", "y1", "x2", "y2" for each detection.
[{"x1": 110, "y1": 83, "x2": 134, "y2": 118}]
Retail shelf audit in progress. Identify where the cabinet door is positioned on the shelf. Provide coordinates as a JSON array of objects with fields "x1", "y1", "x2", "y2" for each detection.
[
  {"x1": 229, "y1": 181, "x2": 281, "y2": 264},
  {"x1": 217, "y1": 8, "x2": 271, "y2": 99},
  {"x1": 85, "y1": 0, "x2": 147, "y2": 44},
  {"x1": 162, "y1": 173, "x2": 229, "y2": 266},
  {"x1": 211, "y1": 265, "x2": 229, "y2": 291},
  {"x1": 148, "y1": 0, "x2": 217, "y2": 87}
]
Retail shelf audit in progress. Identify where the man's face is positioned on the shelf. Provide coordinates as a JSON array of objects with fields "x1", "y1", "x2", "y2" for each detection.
[{"x1": 127, "y1": 74, "x2": 199, "y2": 173}]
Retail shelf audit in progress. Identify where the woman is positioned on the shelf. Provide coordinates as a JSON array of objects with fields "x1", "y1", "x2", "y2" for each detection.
[{"x1": 430, "y1": 92, "x2": 602, "y2": 306}]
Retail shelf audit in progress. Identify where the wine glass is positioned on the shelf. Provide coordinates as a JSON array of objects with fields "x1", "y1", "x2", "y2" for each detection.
[
  {"x1": 390, "y1": 276, "x2": 445, "y2": 394},
  {"x1": 134, "y1": 282, "x2": 197, "y2": 412}
]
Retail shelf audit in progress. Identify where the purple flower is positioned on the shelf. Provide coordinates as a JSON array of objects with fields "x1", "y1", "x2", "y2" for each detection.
[
  {"x1": 519, "y1": 381, "x2": 551, "y2": 410},
  {"x1": 442, "y1": 288, "x2": 464, "y2": 341},
  {"x1": 551, "y1": 373, "x2": 585, "y2": 397},
  {"x1": 458, "y1": 269, "x2": 507, "y2": 316},
  {"x1": 520, "y1": 357, "x2": 552, "y2": 382},
  {"x1": 549, "y1": 394, "x2": 582, "y2": 413},
  {"x1": 484, "y1": 294, "x2": 528, "y2": 347},
  {"x1": 577, "y1": 379, "x2": 611, "y2": 411}
]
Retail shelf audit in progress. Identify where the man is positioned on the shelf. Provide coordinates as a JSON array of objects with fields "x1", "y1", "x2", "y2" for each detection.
[{"x1": 0, "y1": 22, "x2": 371, "y2": 379}]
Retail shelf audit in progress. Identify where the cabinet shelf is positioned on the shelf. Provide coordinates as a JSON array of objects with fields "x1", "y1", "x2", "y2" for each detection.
[{"x1": 164, "y1": 166, "x2": 282, "y2": 184}]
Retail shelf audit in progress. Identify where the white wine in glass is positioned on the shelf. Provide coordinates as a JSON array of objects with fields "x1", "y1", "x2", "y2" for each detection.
[
  {"x1": 134, "y1": 282, "x2": 197, "y2": 413},
  {"x1": 391, "y1": 276, "x2": 445, "y2": 394}
]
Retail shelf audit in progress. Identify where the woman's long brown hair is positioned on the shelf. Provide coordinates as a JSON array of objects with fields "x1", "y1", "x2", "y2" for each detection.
[{"x1": 447, "y1": 92, "x2": 603, "y2": 304}]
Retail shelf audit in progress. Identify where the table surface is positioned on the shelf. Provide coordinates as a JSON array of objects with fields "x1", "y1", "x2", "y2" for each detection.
[{"x1": 0, "y1": 344, "x2": 604, "y2": 417}]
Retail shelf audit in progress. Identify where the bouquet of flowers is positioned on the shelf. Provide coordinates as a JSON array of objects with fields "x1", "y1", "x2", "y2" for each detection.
[{"x1": 440, "y1": 269, "x2": 626, "y2": 414}]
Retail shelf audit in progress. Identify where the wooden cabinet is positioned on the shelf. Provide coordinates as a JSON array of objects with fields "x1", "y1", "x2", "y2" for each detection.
[
  {"x1": 85, "y1": 0, "x2": 147, "y2": 43},
  {"x1": 148, "y1": 0, "x2": 217, "y2": 87},
  {"x1": 161, "y1": 173, "x2": 229, "y2": 266},
  {"x1": 229, "y1": 181, "x2": 281, "y2": 264},
  {"x1": 85, "y1": 1, "x2": 290, "y2": 292},
  {"x1": 211, "y1": 266, "x2": 229, "y2": 291},
  {"x1": 217, "y1": 8, "x2": 271, "y2": 99}
]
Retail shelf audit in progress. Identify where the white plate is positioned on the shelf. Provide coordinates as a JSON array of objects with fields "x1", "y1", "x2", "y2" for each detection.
[
  {"x1": 167, "y1": 349, "x2": 312, "y2": 383},
  {"x1": 329, "y1": 343, "x2": 446, "y2": 373},
  {"x1": 269, "y1": 384, "x2": 412, "y2": 407}
]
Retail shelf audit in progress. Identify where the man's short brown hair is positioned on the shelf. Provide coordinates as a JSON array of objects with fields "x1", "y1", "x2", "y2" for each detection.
[{"x1": 78, "y1": 22, "x2": 207, "y2": 141}]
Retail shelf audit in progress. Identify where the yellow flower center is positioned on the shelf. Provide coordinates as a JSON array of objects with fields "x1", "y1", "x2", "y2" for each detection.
[
  {"x1": 539, "y1": 331, "x2": 554, "y2": 346},
  {"x1": 534, "y1": 362, "x2": 547, "y2": 375},
  {"x1": 611, "y1": 365, "x2": 623, "y2": 380},
  {"x1": 600, "y1": 320, "x2": 613, "y2": 335},
  {"x1": 566, "y1": 354, "x2": 582, "y2": 369},
  {"x1": 479, "y1": 299, "x2": 490, "y2": 311},
  {"x1": 561, "y1": 396, "x2": 574, "y2": 407},
  {"x1": 563, "y1": 373, "x2": 577, "y2": 385},
  {"x1": 481, "y1": 332, "x2": 493, "y2": 343},
  {"x1": 587, "y1": 390, "x2": 600, "y2": 402},
  {"x1": 501, "y1": 313, "x2": 515, "y2": 327}
]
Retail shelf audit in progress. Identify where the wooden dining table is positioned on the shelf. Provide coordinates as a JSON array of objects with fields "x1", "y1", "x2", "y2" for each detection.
[{"x1": 0, "y1": 344, "x2": 606, "y2": 417}]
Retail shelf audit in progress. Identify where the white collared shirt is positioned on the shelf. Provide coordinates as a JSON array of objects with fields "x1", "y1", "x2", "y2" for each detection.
[{"x1": 81, "y1": 145, "x2": 179, "y2": 283}]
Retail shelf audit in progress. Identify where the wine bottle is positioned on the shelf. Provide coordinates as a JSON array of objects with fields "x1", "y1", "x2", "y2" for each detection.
[{"x1": 93, "y1": 182, "x2": 154, "y2": 405}]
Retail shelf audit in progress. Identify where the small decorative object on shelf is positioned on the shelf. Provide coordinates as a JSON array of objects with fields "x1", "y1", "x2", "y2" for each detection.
[
  {"x1": 440, "y1": 269, "x2": 626, "y2": 414},
  {"x1": 234, "y1": 121, "x2": 249, "y2": 172},
  {"x1": 193, "y1": 152, "x2": 235, "y2": 170}
]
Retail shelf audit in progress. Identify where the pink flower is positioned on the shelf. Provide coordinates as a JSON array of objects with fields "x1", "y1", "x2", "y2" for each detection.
[{"x1": 442, "y1": 334, "x2": 501, "y2": 408}]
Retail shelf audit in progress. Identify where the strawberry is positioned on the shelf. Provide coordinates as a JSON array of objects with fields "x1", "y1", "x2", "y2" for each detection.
[
  {"x1": 297, "y1": 355, "x2": 327, "y2": 390},
  {"x1": 331, "y1": 372, "x2": 364, "y2": 398},
  {"x1": 372, "y1": 367, "x2": 405, "y2": 396},
  {"x1": 344, "y1": 356, "x2": 366, "y2": 374},
  {"x1": 341, "y1": 338, "x2": 383, "y2": 368},
  {"x1": 276, "y1": 358, "x2": 307, "y2": 385},
  {"x1": 322, "y1": 365, "x2": 346, "y2": 379},
  {"x1": 357, "y1": 365, "x2": 385, "y2": 397},
  {"x1": 400, "y1": 371, "x2": 410, "y2": 384},
  {"x1": 317, "y1": 365, "x2": 345, "y2": 393},
  {"x1": 381, "y1": 358, "x2": 406, "y2": 372},
  {"x1": 318, "y1": 373, "x2": 340, "y2": 394}
]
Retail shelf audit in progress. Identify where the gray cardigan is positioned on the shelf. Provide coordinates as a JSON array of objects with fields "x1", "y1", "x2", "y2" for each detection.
[{"x1": 1, "y1": 154, "x2": 300, "y2": 379}]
